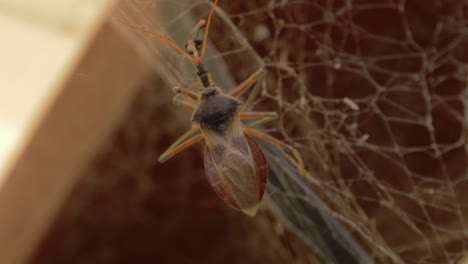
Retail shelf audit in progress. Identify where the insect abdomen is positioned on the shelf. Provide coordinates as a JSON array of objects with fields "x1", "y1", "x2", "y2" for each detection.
[{"x1": 204, "y1": 134, "x2": 267, "y2": 216}]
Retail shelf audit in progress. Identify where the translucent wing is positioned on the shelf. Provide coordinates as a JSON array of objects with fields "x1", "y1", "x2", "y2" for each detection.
[{"x1": 204, "y1": 133, "x2": 267, "y2": 216}]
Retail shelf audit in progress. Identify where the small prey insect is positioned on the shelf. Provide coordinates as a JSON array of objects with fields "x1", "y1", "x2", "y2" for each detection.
[{"x1": 117, "y1": 0, "x2": 304, "y2": 216}]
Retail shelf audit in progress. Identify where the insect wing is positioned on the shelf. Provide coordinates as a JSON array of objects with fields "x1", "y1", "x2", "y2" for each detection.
[{"x1": 204, "y1": 133, "x2": 267, "y2": 216}]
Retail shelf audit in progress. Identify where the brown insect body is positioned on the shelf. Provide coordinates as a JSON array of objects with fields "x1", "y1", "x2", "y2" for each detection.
[
  {"x1": 193, "y1": 87, "x2": 268, "y2": 216},
  {"x1": 118, "y1": 0, "x2": 304, "y2": 216}
]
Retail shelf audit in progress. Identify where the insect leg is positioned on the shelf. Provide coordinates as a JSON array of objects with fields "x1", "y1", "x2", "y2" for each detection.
[
  {"x1": 240, "y1": 111, "x2": 278, "y2": 127},
  {"x1": 173, "y1": 85, "x2": 200, "y2": 101},
  {"x1": 173, "y1": 96, "x2": 197, "y2": 111},
  {"x1": 158, "y1": 128, "x2": 203, "y2": 163},
  {"x1": 243, "y1": 127, "x2": 305, "y2": 175},
  {"x1": 229, "y1": 68, "x2": 266, "y2": 110}
]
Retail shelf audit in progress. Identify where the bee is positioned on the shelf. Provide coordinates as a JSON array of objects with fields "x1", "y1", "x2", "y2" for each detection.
[{"x1": 117, "y1": 0, "x2": 304, "y2": 216}]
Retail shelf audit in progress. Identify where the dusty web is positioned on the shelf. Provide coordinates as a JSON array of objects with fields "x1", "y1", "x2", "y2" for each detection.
[{"x1": 114, "y1": 0, "x2": 468, "y2": 263}]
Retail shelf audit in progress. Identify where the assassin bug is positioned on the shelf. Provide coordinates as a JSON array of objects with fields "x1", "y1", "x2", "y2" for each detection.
[{"x1": 117, "y1": 0, "x2": 304, "y2": 216}]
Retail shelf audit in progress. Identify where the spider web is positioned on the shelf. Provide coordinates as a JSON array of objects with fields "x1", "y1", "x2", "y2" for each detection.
[
  {"x1": 31, "y1": 1, "x2": 467, "y2": 263},
  {"x1": 227, "y1": 0, "x2": 468, "y2": 262}
]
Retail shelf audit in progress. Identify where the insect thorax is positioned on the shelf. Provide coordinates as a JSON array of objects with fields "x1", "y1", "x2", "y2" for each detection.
[{"x1": 193, "y1": 91, "x2": 241, "y2": 132}]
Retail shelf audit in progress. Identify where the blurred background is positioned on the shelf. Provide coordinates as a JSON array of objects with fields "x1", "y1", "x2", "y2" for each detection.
[{"x1": 1, "y1": 0, "x2": 467, "y2": 263}]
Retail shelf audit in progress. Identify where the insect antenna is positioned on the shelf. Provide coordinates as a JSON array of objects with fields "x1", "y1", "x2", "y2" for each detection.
[
  {"x1": 113, "y1": 19, "x2": 197, "y2": 64},
  {"x1": 200, "y1": 0, "x2": 218, "y2": 61},
  {"x1": 184, "y1": 0, "x2": 218, "y2": 63},
  {"x1": 115, "y1": 0, "x2": 219, "y2": 88}
]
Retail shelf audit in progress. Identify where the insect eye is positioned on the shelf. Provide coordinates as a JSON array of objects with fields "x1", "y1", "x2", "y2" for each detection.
[
  {"x1": 185, "y1": 22, "x2": 206, "y2": 55},
  {"x1": 185, "y1": 40, "x2": 203, "y2": 55}
]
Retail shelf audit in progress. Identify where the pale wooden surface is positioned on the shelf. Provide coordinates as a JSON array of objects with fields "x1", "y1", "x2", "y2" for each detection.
[
  {"x1": 0, "y1": 0, "x2": 114, "y2": 186},
  {"x1": 0, "y1": 1, "x2": 156, "y2": 263}
]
